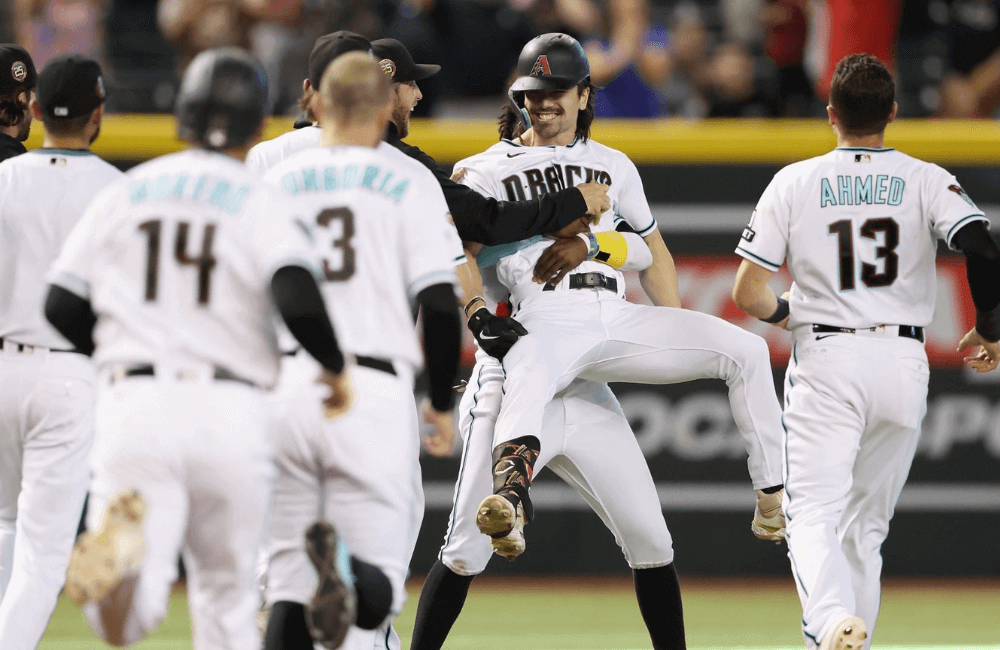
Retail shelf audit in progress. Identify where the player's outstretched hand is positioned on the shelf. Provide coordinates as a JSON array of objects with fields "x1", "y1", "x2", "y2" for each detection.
[
  {"x1": 534, "y1": 234, "x2": 589, "y2": 287},
  {"x1": 422, "y1": 399, "x2": 455, "y2": 457},
  {"x1": 318, "y1": 368, "x2": 355, "y2": 419},
  {"x1": 450, "y1": 167, "x2": 466, "y2": 183},
  {"x1": 467, "y1": 307, "x2": 528, "y2": 360},
  {"x1": 958, "y1": 327, "x2": 1000, "y2": 373},
  {"x1": 576, "y1": 182, "x2": 610, "y2": 224}
]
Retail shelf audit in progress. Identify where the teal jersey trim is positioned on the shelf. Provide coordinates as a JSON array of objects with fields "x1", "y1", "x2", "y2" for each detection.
[
  {"x1": 31, "y1": 148, "x2": 95, "y2": 157},
  {"x1": 835, "y1": 147, "x2": 894, "y2": 153},
  {"x1": 477, "y1": 235, "x2": 545, "y2": 268}
]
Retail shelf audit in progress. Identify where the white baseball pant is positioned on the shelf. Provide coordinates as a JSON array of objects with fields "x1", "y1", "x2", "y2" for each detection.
[
  {"x1": 495, "y1": 292, "x2": 784, "y2": 489},
  {"x1": 82, "y1": 369, "x2": 274, "y2": 650},
  {"x1": 783, "y1": 330, "x2": 928, "y2": 650},
  {"x1": 440, "y1": 355, "x2": 674, "y2": 575},
  {"x1": 0, "y1": 347, "x2": 94, "y2": 649},
  {"x1": 263, "y1": 353, "x2": 423, "y2": 650}
]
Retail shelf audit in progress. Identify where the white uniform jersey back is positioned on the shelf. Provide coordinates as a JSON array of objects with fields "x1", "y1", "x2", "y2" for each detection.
[
  {"x1": 0, "y1": 149, "x2": 123, "y2": 348},
  {"x1": 49, "y1": 149, "x2": 320, "y2": 388},
  {"x1": 736, "y1": 147, "x2": 989, "y2": 329},
  {"x1": 265, "y1": 144, "x2": 463, "y2": 371},
  {"x1": 455, "y1": 138, "x2": 656, "y2": 296},
  {"x1": 246, "y1": 125, "x2": 321, "y2": 175}
]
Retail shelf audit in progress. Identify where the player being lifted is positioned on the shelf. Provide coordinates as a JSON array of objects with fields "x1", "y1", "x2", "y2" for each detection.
[
  {"x1": 47, "y1": 49, "x2": 352, "y2": 649},
  {"x1": 412, "y1": 33, "x2": 788, "y2": 650},
  {"x1": 732, "y1": 53, "x2": 1000, "y2": 650}
]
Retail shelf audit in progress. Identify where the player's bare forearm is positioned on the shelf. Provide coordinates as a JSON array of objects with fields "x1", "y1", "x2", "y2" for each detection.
[
  {"x1": 733, "y1": 259, "x2": 779, "y2": 320},
  {"x1": 639, "y1": 230, "x2": 681, "y2": 308},
  {"x1": 456, "y1": 250, "x2": 485, "y2": 313}
]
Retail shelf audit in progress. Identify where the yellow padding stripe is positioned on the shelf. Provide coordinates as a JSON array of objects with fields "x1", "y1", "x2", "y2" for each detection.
[{"x1": 594, "y1": 231, "x2": 629, "y2": 268}]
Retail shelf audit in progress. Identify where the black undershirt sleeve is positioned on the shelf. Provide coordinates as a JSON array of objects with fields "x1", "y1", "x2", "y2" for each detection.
[
  {"x1": 271, "y1": 265, "x2": 345, "y2": 373},
  {"x1": 387, "y1": 137, "x2": 587, "y2": 245},
  {"x1": 417, "y1": 282, "x2": 462, "y2": 412},
  {"x1": 952, "y1": 220, "x2": 1000, "y2": 341},
  {"x1": 44, "y1": 285, "x2": 96, "y2": 355}
]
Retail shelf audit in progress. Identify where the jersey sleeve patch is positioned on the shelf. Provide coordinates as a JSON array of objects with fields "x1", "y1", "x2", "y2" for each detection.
[{"x1": 735, "y1": 246, "x2": 781, "y2": 272}]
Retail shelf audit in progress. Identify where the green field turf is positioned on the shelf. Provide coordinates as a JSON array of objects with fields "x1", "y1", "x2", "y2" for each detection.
[{"x1": 40, "y1": 576, "x2": 1000, "y2": 649}]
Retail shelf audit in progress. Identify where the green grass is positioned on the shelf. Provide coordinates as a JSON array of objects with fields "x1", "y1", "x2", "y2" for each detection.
[{"x1": 40, "y1": 576, "x2": 1000, "y2": 649}]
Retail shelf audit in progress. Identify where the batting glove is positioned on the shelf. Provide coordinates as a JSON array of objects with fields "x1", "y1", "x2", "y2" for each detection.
[{"x1": 467, "y1": 307, "x2": 528, "y2": 360}]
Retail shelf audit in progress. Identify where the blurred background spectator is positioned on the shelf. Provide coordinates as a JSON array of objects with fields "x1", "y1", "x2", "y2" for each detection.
[{"x1": 0, "y1": 0, "x2": 996, "y2": 120}]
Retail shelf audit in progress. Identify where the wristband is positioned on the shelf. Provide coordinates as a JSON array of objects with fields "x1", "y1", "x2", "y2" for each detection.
[
  {"x1": 463, "y1": 295, "x2": 485, "y2": 318},
  {"x1": 976, "y1": 304, "x2": 1000, "y2": 342},
  {"x1": 577, "y1": 231, "x2": 599, "y2": 260},
  {"x1": 761, "y1": 297, "x2": 790, "y2": 324}
]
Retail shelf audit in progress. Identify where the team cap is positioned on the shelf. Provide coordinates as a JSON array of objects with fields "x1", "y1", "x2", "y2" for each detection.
[
  {"x1": 309, "y1": 31, "x2": 372, "y2": 87},
  {"x1": 36, "y1": 54, "x2": 106, "y2": 119},
  {"x1": 0, "y1": 44, "x2": 36, "y2": 94},
  {"x1": 371, "y1": 39, "x2": 440, "y2": 83}
]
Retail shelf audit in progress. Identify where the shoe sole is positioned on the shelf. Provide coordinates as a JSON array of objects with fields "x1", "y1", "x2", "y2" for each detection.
[
  {"x1": 305, "y1": 521, "x2": 355, "y2": 650},
  {"x1": 65, "y1": 489, "x2": 146, "y2": 603},
  {"x1": 476, "y1": 495, "x2": 516, "y2": 537},
  {"x1": 821, "y1": 616, "x2": 868, "y2": 650},
  {"x1": 491, "y1": 529, "x2": 525, "y2": 561}
]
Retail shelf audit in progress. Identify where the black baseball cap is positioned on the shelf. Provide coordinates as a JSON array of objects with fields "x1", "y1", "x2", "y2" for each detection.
[
  {"x1": 0, "y1": 44, "x2": 36, "y2": 94},
  {"x1": 371, "y1": 39, "x2": 440, "y2": 83},
  {"x1": 308, "y1": 31, "x2": 372, "y2": 86},
  {"x1": 36, "y1": 54, "x2": 106, "y2": 119}
]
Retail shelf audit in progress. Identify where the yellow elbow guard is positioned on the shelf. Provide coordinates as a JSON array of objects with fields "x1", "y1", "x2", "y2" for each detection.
[{"x1": 593, "y1": 231, "x2": 629, "y2": 268}]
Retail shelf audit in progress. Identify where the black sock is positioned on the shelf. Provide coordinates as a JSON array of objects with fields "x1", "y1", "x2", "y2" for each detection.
[
  {"x1": 633, "y1": 563, "x2": 686, "y2": 650},
  {"x1": 351, "y1": 557, "x2": 393, "y2": 629},
  {"x1": 410, "y1": 559, "x2": 476, "y2": 650},
  {"x1": 264, "y1": 600, "x2": 313, "y2": 650}
]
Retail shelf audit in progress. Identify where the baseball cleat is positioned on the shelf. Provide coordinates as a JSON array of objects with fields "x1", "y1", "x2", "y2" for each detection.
[
  {"x1": 489, "y1": 503, "x2": 526, "y2": 561},
  {"x1": 819, "y1": 616, "x2": 867, "y2": 650},
  {"x1": 304, "y1": 521, "x2": 356, "y2": 650},
  {"x1": 476, "y1": 494, "x2": 518, "y2": 538},
  {"x1": 751, "y1": 488, "x2": 786, "y2": 543},
  {"x1": 64, "y1": 489, "x2": 146, "y2": 603}
]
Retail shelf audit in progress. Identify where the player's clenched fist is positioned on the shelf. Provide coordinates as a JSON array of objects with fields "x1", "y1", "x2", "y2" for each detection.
[
  {"x1": 957, "y1": 327, "x2": 1000, "y2": 373},
  {"x1": 422, "y1": 399, "x2": 456, "y2": 457},
  {"x1": 576, "y1": 182, "x2": 610, "y2": 223},
  {"x1": 467, "y1": 307, "x2": 528, "y2": 360},
  {"x1": 318, "y1": 368, "x2": 355, "y2": 419},
  {"x1": 533, "y1": 230, "x2": 589, "y2": 287}
]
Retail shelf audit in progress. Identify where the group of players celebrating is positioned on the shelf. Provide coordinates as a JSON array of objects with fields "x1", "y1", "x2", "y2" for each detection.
[{"x1": 0, "y1": 23, "x2": 997, "y2": 650}]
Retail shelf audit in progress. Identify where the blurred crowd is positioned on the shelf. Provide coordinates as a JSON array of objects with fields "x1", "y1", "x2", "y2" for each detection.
[{"x1": 1, "y1": 0, "x2": 998, "y2": 118}]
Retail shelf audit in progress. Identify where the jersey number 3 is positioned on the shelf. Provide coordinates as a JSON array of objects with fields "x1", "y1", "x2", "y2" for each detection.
[
  {"x1": 316, "y1": 207, "x2": 355, "y2": 281},
  {"x1": 828, "y1": 218, "x2": 899, "y2": 291},
  {"x1": 138, "y1": 219, "x2": 217, "y2": 305}
]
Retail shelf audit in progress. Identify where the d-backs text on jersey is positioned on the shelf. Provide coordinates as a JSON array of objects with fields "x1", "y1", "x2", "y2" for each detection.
[{"x1": 501, "y1": 164, "x2": 612, "y2": 201}]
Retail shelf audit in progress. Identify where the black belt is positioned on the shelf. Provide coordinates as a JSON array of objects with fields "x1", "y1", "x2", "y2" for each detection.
[
  {"x1": 542, "y1": 272, "x2": 618, "y2": 293},
  {"x1": 0, "y1": 337, "x2": 79, "y2": 354},
  {"x1": 117, "y1": 363, "x2": 257, "y2": 388},
  {"x1": 812, "y1": 324, "x2": 924, "y2": 342},
  {"x1": 356, "y1": 355, "x2": 395, "y2": 376}
]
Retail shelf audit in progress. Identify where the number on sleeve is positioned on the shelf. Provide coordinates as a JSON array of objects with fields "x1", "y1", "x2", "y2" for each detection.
[
  {"x1": 827, "y1": 218, "x2": 900, "y2": 291},
  {"x1": 138, "y1": 218, "x2": 218, "y2": 305},
  {"x1": 316, "y1": 207, "x2": 356, "y2": 281}
]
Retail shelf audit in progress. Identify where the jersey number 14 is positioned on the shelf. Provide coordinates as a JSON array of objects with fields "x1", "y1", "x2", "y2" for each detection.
[{"x1": 138, "y1": 219, "x2": 217, "y2": 305}]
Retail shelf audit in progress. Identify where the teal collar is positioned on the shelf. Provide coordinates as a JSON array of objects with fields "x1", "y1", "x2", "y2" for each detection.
[
  {"x1": 32, "y1": 148, "x2": 94, "y2": 156},
  {"x1": 835, "y1": 147, "x2": 894, "y2": 152}
]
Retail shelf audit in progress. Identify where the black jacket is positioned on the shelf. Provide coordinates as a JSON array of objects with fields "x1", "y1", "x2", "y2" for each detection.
[
  {"x1": 382, "y1": 122, "x2": 586, "y2": 245},
  {"x1": 0, "y1": 133, "x2": 26, "y2": 163}
]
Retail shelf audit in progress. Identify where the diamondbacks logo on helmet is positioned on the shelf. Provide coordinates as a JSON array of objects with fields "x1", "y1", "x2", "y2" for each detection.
[
  {"x1": 11, "y1": 61, "x2": 26, "y2": 83},
  {"x1": 529, "y1": 55, "x2": 551, "y2": 77},
  {"x1": 379, "y1": 59, "x2": 396, "y2": 78}
]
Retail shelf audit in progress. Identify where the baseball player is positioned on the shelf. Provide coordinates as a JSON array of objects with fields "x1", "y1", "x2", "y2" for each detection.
[
  {"x1": 732, "y1": 54, "x2": 1000, "y2": 650},
  {"x1": 46, "y1": 48, "x2": 353, "y2": 650},
  {"x1": 260, "y1": 52, "x2": 464, "y2": 650},
  {"x1": 0, "y1": 44, "x2": 35, "y2": 162},
  {"x1": 412, "y1": 33, "x2": 787, "y2": 650},
  {"x1": 0, "y1": 53, "x2": 119, "y2": 650}
]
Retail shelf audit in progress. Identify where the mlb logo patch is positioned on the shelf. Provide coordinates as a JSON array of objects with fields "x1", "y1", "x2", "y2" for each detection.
[
  {"x1": 854, "y1": 154, "x2": 872, "y2": 163},
  {"x1": 530, "y1": 55, "x2": 551, "y2": 77}
]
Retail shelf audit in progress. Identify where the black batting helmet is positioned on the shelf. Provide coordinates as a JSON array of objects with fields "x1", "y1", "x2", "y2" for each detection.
[
  {"x1": 508, "y1": 33, "x2": 590, "y2": 108},
  {"x1": 175, "y1": 48, "x2": 268, "y2": 150}
]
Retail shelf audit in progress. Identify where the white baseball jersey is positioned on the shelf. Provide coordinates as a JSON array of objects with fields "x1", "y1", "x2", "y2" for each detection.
[
  {"x1": 0, "y1": 150, "x2": 123, "y2": 348},
  {"x1": 264, "y1": 144, "x2": 463, "y2": 372},
  {"x1": 246, "y1": 125, "x2": 321, "y2": 175},
  {"x1": 49, "y1": 149, "x2": 320, "y2": 388},
  {"x1": 736, "y1": 146, "x2": 989, "y2": 328},
  {"x1": 455, "y1": 138, "x2": 656, "y2": 300}
]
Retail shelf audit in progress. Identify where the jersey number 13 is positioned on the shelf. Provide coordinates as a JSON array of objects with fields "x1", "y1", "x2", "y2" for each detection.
[{"x1": 828, "y1": 217, "x2": 899, "y2": 291}]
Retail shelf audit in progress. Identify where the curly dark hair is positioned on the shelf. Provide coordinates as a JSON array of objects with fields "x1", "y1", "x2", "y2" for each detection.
[
  {"x1": 829, "y1": 53, "x2": 895, "y2": 136},
  {"x1": 0, "y1": 91, "x2": 29, "y2": 129},
  {"x1": 498, "y1": 80, "x2": 597, "y2": 143}
]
